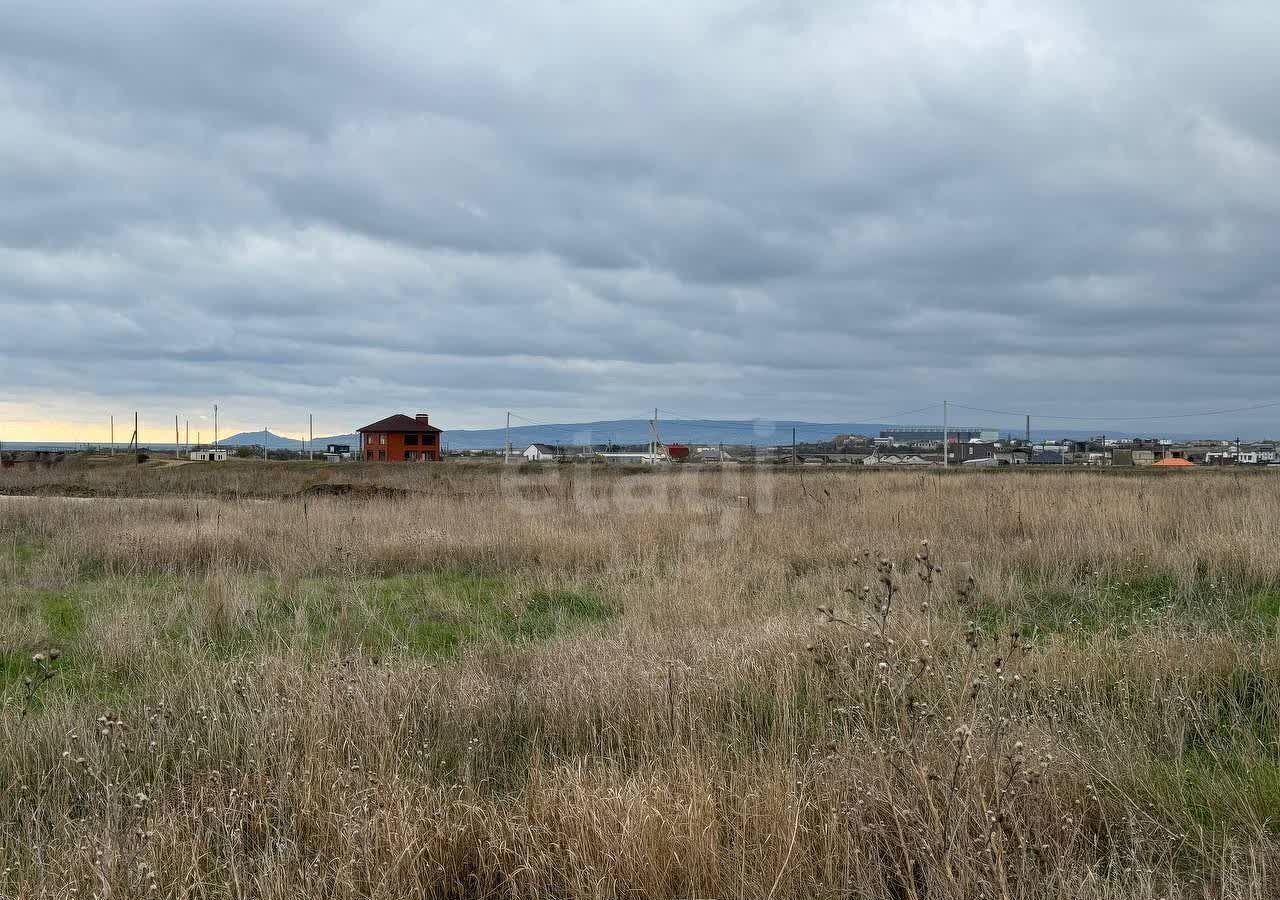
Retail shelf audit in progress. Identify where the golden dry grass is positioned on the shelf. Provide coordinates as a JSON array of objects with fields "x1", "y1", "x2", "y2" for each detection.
[{"x1": 2, "y1": 462, "x2": 1279, "y2": 898}]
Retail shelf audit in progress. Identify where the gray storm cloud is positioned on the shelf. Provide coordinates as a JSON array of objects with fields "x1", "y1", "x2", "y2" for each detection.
[{"x1": 1, "y1": 0, "x2": 1278, "y2": 435}]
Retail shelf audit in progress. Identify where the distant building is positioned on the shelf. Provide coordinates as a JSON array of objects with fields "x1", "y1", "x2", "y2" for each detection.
[
  {"x1": 523, "y1": 443, "x2": 560, "y2": 462},
  {"x1": 798, "y1": 453, "x2": 870, "y2": 465},
  {"x1": 1239, "y1": 450, "x2": 1276, "y2": 465},
  {"x1": 864, "y1": 454, "x2": 933, "y2": 466},
  {"x1": 357, "y1": 413, "x2": 443, "y2": 462},
  {"x1": 947, "y1": 442, "x2": 997, "y2": 465},
  {"x1": 189, "y1": 449, "x2": 228, "y2": 462},
  {"x1": 879, "y1": 426, "x2": 999, "y2": 445},
  {"x1": 323, "y1": 443, "x2": 353, "y2": 463},
  {"x1": 1030, "y1": 449, "x2": 1067, "y2": 465},
  {"x1": 1113, "y1": 448, "x2": 1166, "y2": 467},
  {"x1": 994, "y1": 448, "x2": 1032, "y2": 466},
  {"x1": 833, "y1": 434, "x2": 873, "y2": 451}
]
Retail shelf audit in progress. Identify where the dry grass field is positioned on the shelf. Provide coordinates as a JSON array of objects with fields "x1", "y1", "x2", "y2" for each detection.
[{"x1": 3, "y1": 458, "x2": 1280, "y2": 898}]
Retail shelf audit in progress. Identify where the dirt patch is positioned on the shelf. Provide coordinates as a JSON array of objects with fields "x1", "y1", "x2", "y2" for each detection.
[
  {"x1": 10, "y1": 484, "x2": 102, "y2": 498},
  {"x1": 299, "y1": 483, "x2": 419, "y2": 500}
]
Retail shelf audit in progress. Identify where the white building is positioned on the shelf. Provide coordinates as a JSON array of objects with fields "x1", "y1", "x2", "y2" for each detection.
[
  {"x1": 523, "y1": 443, "x2": 560, "y2": 462},
  {"x1": 1239, "y1": 450, "x2": 1276, "y2": 465},
  {"x1": 189, "y1": 449, "x2": 228, "y2": 462}
]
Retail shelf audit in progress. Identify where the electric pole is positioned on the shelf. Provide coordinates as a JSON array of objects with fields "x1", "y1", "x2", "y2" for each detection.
[
  {"x1": 110, "y1": 415, "x2": 114, "y2": 456},
  {"x1": 942, "y1": 400, "x2": 948, "y2": 468},
  {"x1": 309, "y1": 413, "x2": 314, "y2": 461},
  {"x1": 505, "y1": 411, "x2": 511, "y2": 465},
  {"x1": 175, "y1": 415, "x2": 180, "y2": 458},
  {"x1": 792, "y1": 427, "x2": 797, "y2": 466},
  {"x1": 214, "y1": 404, "x2": 218, "y2": 449}
]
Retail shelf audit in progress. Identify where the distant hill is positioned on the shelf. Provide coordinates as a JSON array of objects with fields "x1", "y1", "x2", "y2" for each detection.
[{"x1": 218, "y1": 430, "x2": 358, "y2": 450}]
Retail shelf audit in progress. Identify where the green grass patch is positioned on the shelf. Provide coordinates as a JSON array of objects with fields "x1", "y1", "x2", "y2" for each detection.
[
  {"x1": 41, "y1": 593, "x2": 86, "y2": 641},
  {"x1": 978, "y1": 573, "x2": 1177, "y2": 637},
  {"x1": 505, "y1": 589, "x2": 616, "y2": 641},
  {"x1": 1, "y1": 570, "x2": 618, "y2": 685},
  {"x1": 1, "y1": 570, "x2": 618, "y2": 712},
  {"x1": 1149, "y1": 749, "x2": 1280, "y2": 838},
  {"x1": 979, "y1": 572, "x2": 1280, "y2": 639}
]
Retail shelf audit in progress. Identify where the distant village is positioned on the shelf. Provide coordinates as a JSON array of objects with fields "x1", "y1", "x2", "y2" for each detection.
[
  {"x1": 5, "y1": 413, "x2": 1278, "y2": 469},
  {"x1": 493, "y1": 426, "x2": 1279, "y2": 468}
]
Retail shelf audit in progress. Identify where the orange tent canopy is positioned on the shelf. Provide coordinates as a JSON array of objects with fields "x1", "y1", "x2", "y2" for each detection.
[{"x1": 1152, "y1": 457, "x2": 1194, "y2": 467}]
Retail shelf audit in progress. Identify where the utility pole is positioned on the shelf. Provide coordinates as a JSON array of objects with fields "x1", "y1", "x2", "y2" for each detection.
[
  {"x1": 131, "y1": 412, "x2": 138, "y2": 452},
  {"x1": 264, "y1": 427, "x2": 269, "y2": 461},
  {"x1": 110, "y1": 415, "x2": 114, "y2": 456},
  {"x1": 942, "y1": 400, "x2": 949, "y2": 468},
  {"x1": 309, "y1": 414, "x2": 314, "y2": 461},
  {"x1": 792, "y1": 427, "x2": 797, "y2": 466},
  {"x1": 504, "y1": 411, "x2": 511, "y2": 465},
  {"x1": 1025, "y1": 414, "x2": 1031, "y2": 444},
  {"x1": 214, "y1": 404, "x2": 218, "y2": 449},
  {"x1": 175, "y1": 415, "x2": 180, "y2": 458}
]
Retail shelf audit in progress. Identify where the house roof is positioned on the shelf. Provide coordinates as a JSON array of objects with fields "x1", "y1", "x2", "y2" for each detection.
[
  {"x1": 526, "y1": 443, "x2": 557, "y2": 453},
  {"x1": 356, "y1": 414, "x2": 442, "y2": 434},
  {"x1": 1152, "y1": 457, "x2": 1194, "y2": 467}
]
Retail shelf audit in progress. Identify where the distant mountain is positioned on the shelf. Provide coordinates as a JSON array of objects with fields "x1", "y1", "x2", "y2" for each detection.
[{"x1": 218, "y1": 430, "x2": 358, "y2": 450}]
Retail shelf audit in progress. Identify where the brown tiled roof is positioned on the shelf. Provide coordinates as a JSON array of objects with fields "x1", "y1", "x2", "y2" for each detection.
[{"x1": 357, "y1": 414, "x2": 442, "y2": 434}]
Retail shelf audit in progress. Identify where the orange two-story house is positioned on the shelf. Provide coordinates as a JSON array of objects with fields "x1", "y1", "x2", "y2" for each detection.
[{"x1": 357, "y1": 413, "x2": 443, "y2": 462}]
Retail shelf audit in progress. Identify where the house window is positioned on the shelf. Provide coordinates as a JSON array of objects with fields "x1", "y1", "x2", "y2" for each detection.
[
  {"x1": 379, "y1": 434, "x2": 387, "y2": 445},
  {"x1": 378, "y1": 450, "x2": 386, "y2": 461},
  {"x1": 405, "y1": 451, "x2": 417, "y2": 462},
  {"x1": 405, "y1": 433, "x2": 419, "y2": 445}
]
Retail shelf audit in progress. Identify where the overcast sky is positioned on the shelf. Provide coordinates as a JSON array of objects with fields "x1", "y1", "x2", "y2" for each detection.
[{"x1": 2, "y1": 1, "x2": 1279, "y2": 441}]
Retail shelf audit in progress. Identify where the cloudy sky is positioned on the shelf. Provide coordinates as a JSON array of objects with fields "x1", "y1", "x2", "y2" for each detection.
[{"x1": 2, "y1": 1, "x2": 1279, "y2": 441}]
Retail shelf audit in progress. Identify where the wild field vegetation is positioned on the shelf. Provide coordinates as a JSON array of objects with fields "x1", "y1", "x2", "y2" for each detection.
[{"x1": 2, "y1": 459, "x2": 1279, "y2": 898}]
